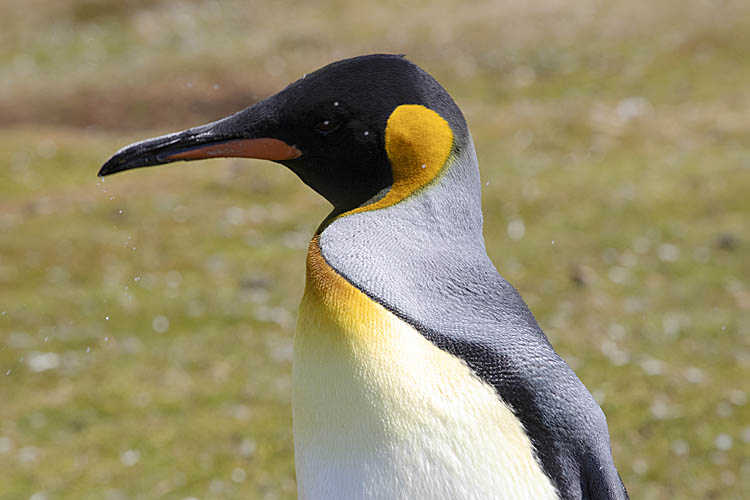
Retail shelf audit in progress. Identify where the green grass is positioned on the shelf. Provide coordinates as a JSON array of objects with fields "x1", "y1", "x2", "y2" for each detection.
[{"x1": 1, "y1": 1, "x2": 750, "y2": 498}]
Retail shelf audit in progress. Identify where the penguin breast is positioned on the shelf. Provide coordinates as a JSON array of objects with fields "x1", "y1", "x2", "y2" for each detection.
[{"x1": 291, "y1": 238, "x2": 558, "y2": 500}]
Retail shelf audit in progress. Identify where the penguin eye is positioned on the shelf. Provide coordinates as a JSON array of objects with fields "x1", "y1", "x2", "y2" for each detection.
[{"x1": 314, "y1": 119, "x2": 341, "y2": 134}]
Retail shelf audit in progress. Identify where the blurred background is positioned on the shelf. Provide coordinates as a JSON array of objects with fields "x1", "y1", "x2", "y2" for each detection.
[{"x1": 1, "y1": 0, "x2": 749, "y2": 498}]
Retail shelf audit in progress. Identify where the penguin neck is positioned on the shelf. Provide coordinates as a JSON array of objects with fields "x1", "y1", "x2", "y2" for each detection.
[
  {"x1": 420, "y1": 138, "x2": 485, "y2": 244},
  {"x1": 320, "y1": 138, "x2": 486, "y2": 262},
  {"x1": 384, "y1": 137, "x2": 484, "y2": 244}
]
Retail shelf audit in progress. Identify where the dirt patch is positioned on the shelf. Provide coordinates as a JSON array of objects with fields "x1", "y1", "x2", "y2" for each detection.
[{"x1": 0, "y1": 79, "x2": 273, "y2": 131}]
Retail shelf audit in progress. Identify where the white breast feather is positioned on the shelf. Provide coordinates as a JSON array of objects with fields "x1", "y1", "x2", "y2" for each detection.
[{"x1": 292, "y1": 268, "x2": 558, "y2": 500}]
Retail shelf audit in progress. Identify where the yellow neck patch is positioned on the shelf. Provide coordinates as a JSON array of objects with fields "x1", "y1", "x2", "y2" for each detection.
[{"x1": 346, "y1": 104, "x2": 454, "y2": 216}]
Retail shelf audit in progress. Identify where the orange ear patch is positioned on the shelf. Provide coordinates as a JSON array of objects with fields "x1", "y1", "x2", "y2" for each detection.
[{"x1": 346, "y1": 104, "x2": 453, "y2": 215}]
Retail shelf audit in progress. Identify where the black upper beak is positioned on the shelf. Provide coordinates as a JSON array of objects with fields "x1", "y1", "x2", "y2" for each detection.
[{"x1": 97, "y1": 105, "x2": 301, "y2": 177}]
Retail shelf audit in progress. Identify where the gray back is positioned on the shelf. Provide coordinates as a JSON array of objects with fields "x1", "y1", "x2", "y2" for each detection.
[{"x1": 319, "y1": 140, "x2": 628, "y2": 499}]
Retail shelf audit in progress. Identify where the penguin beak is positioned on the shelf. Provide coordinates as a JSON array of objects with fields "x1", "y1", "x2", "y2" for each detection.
[{"x1": 97, "y1": 104, "x2": 302, "y2": 177}]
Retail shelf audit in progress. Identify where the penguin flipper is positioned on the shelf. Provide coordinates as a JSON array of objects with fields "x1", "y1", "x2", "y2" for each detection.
[{"x1": 581, "y1": 457, "x2": 630, "y2": 500}]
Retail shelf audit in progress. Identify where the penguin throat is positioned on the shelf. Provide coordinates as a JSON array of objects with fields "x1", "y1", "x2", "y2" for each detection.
[{"x1": 346, "y1": 104, "x2": 454, "y2": 216}]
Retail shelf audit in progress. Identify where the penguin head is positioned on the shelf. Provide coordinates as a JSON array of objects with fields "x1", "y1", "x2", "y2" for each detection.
[{"x1": 99, "y1": 54, "x2": 469, "y2": 213}]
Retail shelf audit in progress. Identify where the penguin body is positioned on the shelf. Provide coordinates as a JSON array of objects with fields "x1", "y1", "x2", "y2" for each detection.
[
  {"x1": 99, "y1": 54, "x2": 629, "y2": 500},
  {"x1": 294, "y1": 236, "x2": 557, "y2": 499}
]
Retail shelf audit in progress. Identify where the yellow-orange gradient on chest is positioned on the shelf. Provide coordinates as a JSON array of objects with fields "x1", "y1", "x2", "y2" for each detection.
[{"x1": 292, "y1": 239, "x2": 558, "y2": 499}]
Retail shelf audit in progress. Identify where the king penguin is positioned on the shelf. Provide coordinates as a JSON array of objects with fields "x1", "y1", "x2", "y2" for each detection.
[{"x1": 99, "y1": 54, "x2": 629, "y2": 500}]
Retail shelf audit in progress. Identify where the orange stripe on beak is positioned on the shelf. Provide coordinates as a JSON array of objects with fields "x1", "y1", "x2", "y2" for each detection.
[{"x1": 166, "y1": 138, "x2": 302, "y2": 161}]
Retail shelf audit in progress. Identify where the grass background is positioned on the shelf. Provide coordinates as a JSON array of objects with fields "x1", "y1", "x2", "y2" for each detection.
[{"x1": 1, "y1": 0, "x2": 749, "y2": 498}]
